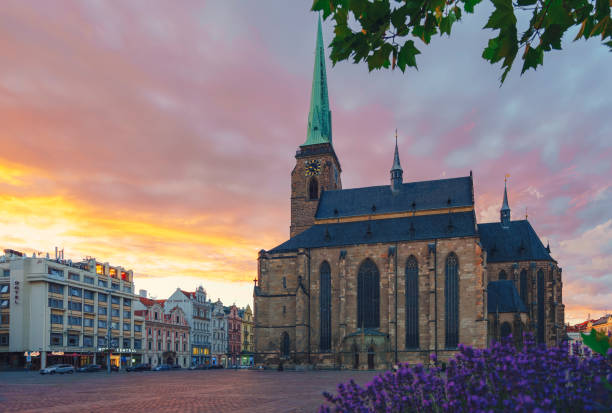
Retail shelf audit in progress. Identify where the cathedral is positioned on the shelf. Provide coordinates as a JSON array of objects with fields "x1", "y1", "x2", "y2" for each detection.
[{"x1": 253, "y1": 19, "x2": 565, "y2": 369}]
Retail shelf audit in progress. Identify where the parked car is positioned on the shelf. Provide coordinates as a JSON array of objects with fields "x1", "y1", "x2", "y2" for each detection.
[
  {"x1": 126, "y1": 363, "x2": 151, "y2": 372},
  {"x1": 153, "y1": 364, "x2": 171, "y2": 371},
  {"x1": 77, "y1": 364, "x2": 102, "y2": 373},
  {"x1": 40, "y1": 364, "x2": 75, "y2": 374}
]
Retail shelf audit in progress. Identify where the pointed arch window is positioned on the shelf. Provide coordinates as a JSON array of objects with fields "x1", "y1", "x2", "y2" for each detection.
[
  {"x1": 308, "y1": 177, "x2": 319, "y2": 200},
  {"x1": 280, "y1": 331, "x2": 290, "y2": 357},
  {"x1": 499, "y1": 270, "x2": 507, "y2": 280},
  {"x1": 445, "y1": 253, "x2": 459, "y2": 348},
  {"x1": 405, "y1": 256, "x2": 419, "y2": 349},
  {"x1": 519, "y1": 269, "x2": 528, "y2": 306},
  {"x1": 357, "y1": 258, "x2": 380, "y2": 329},
  {"x1": 537, "y1": 269, "x2": 545, "y2": 344},
  {"x1": 319, "y1": 261, "x2": 332, "y2": 351}
]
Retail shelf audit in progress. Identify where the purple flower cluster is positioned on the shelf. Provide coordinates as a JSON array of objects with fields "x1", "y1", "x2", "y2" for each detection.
[{"x1": 320, "y1": 335, "x2": 612, "y2": 412}]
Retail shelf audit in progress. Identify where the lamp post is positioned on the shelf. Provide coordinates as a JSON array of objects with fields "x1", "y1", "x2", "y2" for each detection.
[{"x1": 107, "y1": 289, "x2": 112, "y2": 374}]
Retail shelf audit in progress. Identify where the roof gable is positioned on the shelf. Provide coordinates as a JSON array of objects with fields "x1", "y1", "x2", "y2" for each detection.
[
  {"x1": 478, "y1": 220, "x2": 554, "y2": 263},
  {"x1": 269, "y1": 211, "x2": 477, "y2": 253},
  {"x1": 315, "y1": 176, "x2": 473, "y2": 220},
  {"x1": 487, "y1": 280, "x2": 527, "y2": 313}
]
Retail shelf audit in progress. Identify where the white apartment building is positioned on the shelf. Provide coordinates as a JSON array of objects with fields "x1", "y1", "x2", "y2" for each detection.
[
  {"x1": 211, "y1": 299, "x2": 227, "y2": 366},
  {"x1": 165, "y1": 286, "x2": 211, "y2": 366},
  {"x1": 0, "y1": 249, "x2": 144, "y2": 370}
]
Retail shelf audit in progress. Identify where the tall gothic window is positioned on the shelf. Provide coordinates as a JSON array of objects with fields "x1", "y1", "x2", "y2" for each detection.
[
  {"x1": 405, "y1": 256, "x2": 419, "y2": 349},
  {"x1": 500, "y1": 322, "x2": 512, "y2": 339},
  {"x1": 445, "y1": 253, "x2": 459, "y2": 348},
  {"x1": 499, "y1": 270, "x2": 507, "y2": 280},
  {"x1": 308, "y1": 177, "x2": 319, "y2": 200},
  {"x1": 319, "y1": 261, "x2": 332, "y2": 351},
  {"x1": 357, "y1": 258, "x2": 380, "y2": 329},
  {"x1": 537, "y1": 269, "x2": 545, "y2": 344},
  {"x1": 280, "y1": 331, "x2": 290, "y2": 357},
  {"x1": 520, "y1": 269, "x2": 528, "y2": 306}
]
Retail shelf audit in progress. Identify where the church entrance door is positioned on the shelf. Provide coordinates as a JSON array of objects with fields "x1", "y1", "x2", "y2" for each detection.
[
  {"x1": 351, "y1": 344, "x2": 359, "y2": 369},
  {"x1": 367, "y1": 347, "x2": 375, "y2": 370}
]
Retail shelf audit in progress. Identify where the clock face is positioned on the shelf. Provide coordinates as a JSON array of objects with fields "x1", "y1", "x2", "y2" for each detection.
[{"x1": 304, "y1": 159, "x2": 321, "y2": 177}]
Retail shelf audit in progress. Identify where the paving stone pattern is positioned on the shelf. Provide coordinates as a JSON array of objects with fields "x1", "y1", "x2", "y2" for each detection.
[{"x1": 0, "y1": 370, "x2": 378, "y2": 413}]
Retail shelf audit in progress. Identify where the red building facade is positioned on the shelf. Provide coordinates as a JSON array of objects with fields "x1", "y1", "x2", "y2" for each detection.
[
  {"x1": 136, "y1": 297, "x2": 190, "y2": 368},
  {"x1": 227, "y1": 305, "x2": 242, "y2": 367}
]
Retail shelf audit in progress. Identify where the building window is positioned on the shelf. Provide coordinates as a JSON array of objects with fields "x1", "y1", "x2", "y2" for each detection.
[
  {"x1": 84, "y1": 276, "x2": 94, "y2": 285},
  {"x1": 48, "y1": 283, "x2": 64, "y2": 294},
  {"x1": 68, "y1": 301, "x2": 82, "y2": 311},
  {"x1": 111, "y1": 308, "x2": 120, "y2": 317},
  {"x1": 98, "y1": 320, "x2": 107, "y2": 329},
  {"x1": 50, "y1": 333, "x2": 63, "y2": 346},
  {"x1": 68, "y1": 334, "x2": 79, "y2": 346},
  {"x1": 48, "y1": 267, "x2": 64, "y2": 278},
  {"x1": 405, "y1": 255, "x2": 419, "y2": 349},
  {"x1": 98, "y1": 293, "x2": 107, "y2": 303},
  {"x1": 111, "y1": 296, "x2": 120, "y2": 305},
  {"x1": 520, "y1": 269, "x2": 528, "y2": 306},
  {"x1": 154, "y1": 312, "x2": 158, "y2": 320},
  {"x1": 357, "y1": 258, "x2": 380, "y2": 329},
  {"x1": 83, "y1": 318, "x2": 94, "y2": 327},
  {"x1": 0, "y1": 284, "x2": 8, "y2": 294},
  {"x1": 282, "y1": 277, "x2": 286, "y2": 289},
  {"x1": 537, "y1": 269, "x2": 545, "y2": 344},
  {"x1": 501, "y1": 322, "x2": 512, "y2": 339},
  {"x1": 111, "y1": 283, "x2": 119, "y2": 291},
  {"x1": 124, "y1": 298, "x2": 131, "y2": 307},
  {"x1": 134, "y1": 339, "x2": 142, "y2": 350},
  {"x1": 68, "y1": 272, "x2": 80, "y2": 282},
  {"x1": 111, "y1": 322, "x2": 119, "y2": 330},
  {"x1": 123, "y1": 323, "x2": 130, "y2": 331},
  {"x1": 98, "y1": 306, "x2": 107, "y2": 316},
  {"x1": 68, "y1": 316, "x2": 82, "y2": 325},
  {"x1": 96, "y1": 264, "x2": 104, "y2": 275},
  {"x1": 148, "y1": 341, "x2": 152, "y2": 350},
  {"x1": 308, "y1": 177, "x2": 318, "y2": 200},
  {"x1": 499, "y1": 270, "x2": 507, "y2": 280},
  {"x1": 123, "y1": 338, "x2": 131, "y2": 348},
  {"x1": 98, "y1": 337, "x2": 107, "y2": 347},
  {"x1": 175, "y1": 342, "x2": 179, "y2": 351},
  {"x1": 124, "y1": 310, "x2": 131, "y2": 319},
  {"x1": 69, "y1": 287, "x2": 82, "y2": 297},
  {"x1": 0, "y1": 334, "x2": 8, "y2": 345},
  {"x1": 98, "y1": 279, "x2": 108, "y2": 288},
  {"x1": 0, "y1": 299, "x2": 8, "y2": 309},
  {"x1": 319, "y1": 261, "x2": 331, "y2": 352},
  {"x1": 83, "y1": 304, "x2": 94, "y2": 313},
  {"x1": 0, "y1": 314, "x2": 8, "y2": 324},
  {"x1": 2, "y1": 269, "x2": 9, "y2": 277},
  {"x1": 83, "y1": 290, "x2": 94, "y2": 300},
  {"x1": 445, "y1": 253, "x2": 459, "y2": 349},
  {"x1": 47, "y1": 298, "x2": 62, "y2": 309},
  {"x1": 50, "y1": 314, "x2": 63, "y2": 324},
  {"x1": 110, "y1": 337, "x2": 119, "y2": 347},
  {"x1": 157, "y1": 341, "x2": 161, "y2": 350},
  {"x1": 280, "y1": 332, "x2": 290, "y2": 357},
  {"x1": 83, "y1": 336, "x2": 93, "y2": 347}
]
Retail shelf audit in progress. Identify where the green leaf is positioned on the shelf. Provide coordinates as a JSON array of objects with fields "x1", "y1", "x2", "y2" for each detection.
[
  {"x1": 482, "y1": 37, "x2": 501, "y2": 62},
  {"x1": 464, "y1": 0, "x2": 483, "y2": 14},
  {"x1": 541, "y1": 25, "x2": 564, "y2": 50},
  {"x1": 548, "y1": 0, "x2": 574, "y2": 27},
  {"x1": 605, "y1": 40, "x2": 612, "y2": 49},
  {"x1": 311, "y1": 0, "x2": 332, "y2": 18},
  {"x1": 367, "y1": 43, "x2": 393, "y2": 71},
  {"x1": 521, "y1": 44, "x2": 544, "y2": 74},
  {"x1": 397, "y1": 39, "x2": 420, "y2": 71},
  {"x1": 581, "y1": 329, "x2": 611, "y2": 356},
  {"x1": 484, "y1": 0, "x2": 517, "y2": 30},
  {"x1": 440, "y1": 16, "x2": 453, "y2": 36}
]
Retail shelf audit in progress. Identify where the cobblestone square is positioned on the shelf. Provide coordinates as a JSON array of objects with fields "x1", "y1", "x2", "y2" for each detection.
[{"x1": 0, "y1": 369, "x2": 378, "y2": 413}]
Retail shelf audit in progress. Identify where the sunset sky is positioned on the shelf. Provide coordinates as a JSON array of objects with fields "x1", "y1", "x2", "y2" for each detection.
[{"x1": 1, "y1": 1, "x2": 610, "y2": 323}]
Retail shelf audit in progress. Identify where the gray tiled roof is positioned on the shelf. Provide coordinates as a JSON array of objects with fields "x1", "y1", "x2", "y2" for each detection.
[
  {"x1": 315, "y1": 176, "x2": 473, "y2": 219},
  {"x1": 487, "y1": 280, "x2": 527, "y2": 313},
  {"x1": 268, "y1": 211, "x2": 477, "y2": 253},
  {"x1": 478, "y1": 220, "x2": 554, "y2": 263}
]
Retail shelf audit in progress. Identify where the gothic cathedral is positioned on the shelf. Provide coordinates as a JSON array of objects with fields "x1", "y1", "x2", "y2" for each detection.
[{"x1": 253, "y1": 18, "x2": 565, "y2": 369}]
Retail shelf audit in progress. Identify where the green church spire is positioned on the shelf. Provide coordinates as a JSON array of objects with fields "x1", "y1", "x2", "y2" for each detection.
[{"x1": 303, "y1": 16, "x2": 332, "y2": 146}]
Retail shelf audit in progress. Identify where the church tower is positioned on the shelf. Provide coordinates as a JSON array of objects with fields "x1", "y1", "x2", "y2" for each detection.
[
  {"x1": 390, "y1": 133, "x2": 403, "y2": 194},
  {"x1": 290, "y1": 17, "x2": 342, "y2": 238},
  {"x1": 500, "y1": 178, "x2": 511, "y2": 229}
]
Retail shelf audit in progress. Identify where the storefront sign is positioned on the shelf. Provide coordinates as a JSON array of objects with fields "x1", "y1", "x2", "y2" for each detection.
[
  {"x1": 51, "y1": 351, "x2": 64, "y2": 356},
  {"x1": 13, "y1": 280, "x2": 19, "y2": 304},
  {"x1": 96, "y1": 347, "x2": 137, "y2": 353},
  {"x1": 23, "y1": 351, "x2": 40, "y2": 357}
]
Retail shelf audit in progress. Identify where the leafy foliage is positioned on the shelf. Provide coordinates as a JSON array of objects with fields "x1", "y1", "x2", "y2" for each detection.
[
  {"x1": 311, "y1": 0, "x2": 612, "y2": 83},
  {"x1": 582, "y1": 329, "x2": 612, "y2": 356},
  {"x1": 320, "y1": 334, "x2": 612, "y2": 412}
]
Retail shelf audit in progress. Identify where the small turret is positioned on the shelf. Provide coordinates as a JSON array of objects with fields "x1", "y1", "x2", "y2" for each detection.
[
  {"x1": 500, "y1": 177, "x2": 511, "y2": 229},
  {"x1": 390, "y1": 131, "x2": 403, "y2": 194}
]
